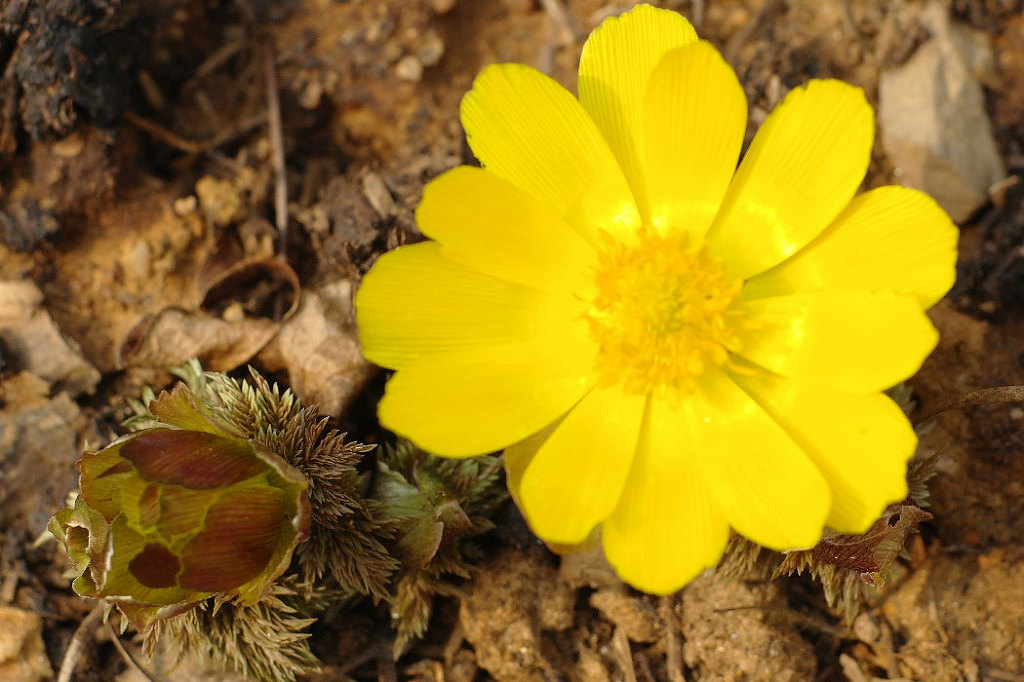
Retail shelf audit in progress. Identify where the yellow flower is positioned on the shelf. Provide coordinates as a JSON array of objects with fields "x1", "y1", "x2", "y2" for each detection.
[{"x1": 355, "y1": 4, "x2": 958, "y2": 593}]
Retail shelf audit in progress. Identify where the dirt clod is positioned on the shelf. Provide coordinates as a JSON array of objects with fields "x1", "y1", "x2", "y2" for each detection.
[{"x1": 0, "y1": 606, "x2": 51, "y2": 682}]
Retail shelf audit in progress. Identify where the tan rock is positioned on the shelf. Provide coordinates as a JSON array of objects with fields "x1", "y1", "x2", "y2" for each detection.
[
  {"x1": 0, "y1": 607, "x2": 51, "y2": 682},
  {"x1": 879, "y1": 3, "x2": 1005, "y2": 224}
]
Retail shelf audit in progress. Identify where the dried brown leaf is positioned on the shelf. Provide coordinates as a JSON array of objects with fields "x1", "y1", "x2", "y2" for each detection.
[
  {"x1": 118, "y1": 307, "x2": 279, "y2": 371},
  {"x1": 0, "y1": 279, "x2": 100, "y2": 395},
  {"x1": 258, "y1": 279, "x2": 375, "y2": 418}
]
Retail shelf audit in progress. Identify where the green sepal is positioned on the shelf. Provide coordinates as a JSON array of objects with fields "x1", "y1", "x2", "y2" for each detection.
[
  {"x1": 147, "y1": 383, "x2": 242, "y2": 438},
  {"x1": 53, "y1": 422, "x2": 311, "y2": 630}
]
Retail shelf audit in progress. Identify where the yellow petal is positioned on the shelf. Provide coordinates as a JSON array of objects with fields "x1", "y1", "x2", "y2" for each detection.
[
  {"x1": 707, "y1": 79, "x2": 874, "y2": 280},
  {"x1": 417, "y1": 166, "x2": 597, "y2": 296},
  {"x1": 603, "y1": 397, "x2": 730, "y2": 594},
  {"x1": 742, "y1": 186, "x2": 959, "y2": 308},
  {"x1": 503, "y1": 418, "x2": 604, "y2": 555},
  {"x1": 578, "y1": 3, "x2": 697, "y2": 222},
  {"x1": 378, "y1": 326, "x2": 596, "y2": 457},
  {"x1": 503, "y1": 420, "x2": 562, "y2": 511},
  {"x1": 642, "y1": 41, "x2": 747, "y2": 241},
  {"x1": 356, "y1": 242, "x2": 582, "y2": 370},
  {"x1": 461, "y1": 63, "x2": 640, "y2": 244},
  {"x1": 730, "y1": 368, "x2": 914, "y2": 533},
  {"x1": 685, "y1": 366, "x2": 830, "y2": 550},
  {"x1": 519, "y1": 386, "x2": 646, "y2": 544},
  {"x1": 733, "y1": 290, "x2": 939, "y2": 393}
]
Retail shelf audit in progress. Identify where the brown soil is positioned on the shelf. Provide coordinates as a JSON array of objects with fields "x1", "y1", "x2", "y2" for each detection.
[{"x1": 3, "y1": 0, "x2": 1024, "y2": 680}]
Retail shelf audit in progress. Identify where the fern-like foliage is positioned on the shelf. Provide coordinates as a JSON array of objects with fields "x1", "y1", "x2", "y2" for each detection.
[
  {"x1": 122, "y1": 361, "x2": 511, "y2": 673},
  {"x1": 131, "y1": 360, "x2": 399, "y2": 598},
  {"x1": 374, "y1": 441, "x2": 507, "y2": 656},
  {"x1": 125, "y1": 360, "x2": 399, "y2": 679},
  {"x1": 143, "y1": 577, "x2": 331, "y2": 682}
]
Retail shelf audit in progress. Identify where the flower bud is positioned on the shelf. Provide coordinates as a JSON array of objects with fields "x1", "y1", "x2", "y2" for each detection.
[{"x1": 49, "y1": 398, "x2": 310, "y2": 630}]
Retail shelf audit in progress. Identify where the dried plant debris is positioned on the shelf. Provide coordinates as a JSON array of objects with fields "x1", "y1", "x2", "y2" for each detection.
[
  {"x1": 773, "y1": 501, "x2": 932, "y2": 624},
  {"x1": 287, "y1": 420, "x2": 397, "y2": 601},
  {"x1": 721, "y1": 451, "x2": 936, "y2": 624},
  {"x1": 0, "y1": 279, "x2": 100, "y2": 396},
  {"x1": 375, "y1": 440, "x2": 507, "y2": 655},
  {"x1": 1, "y1": 0, "x2": 150, "y2": 145},
  {"x1": 0, "y1": 198, "x2": 60, "y2": 252},
  {"x1": 258, "y1": 279, "x2": 376, "y2": 418}
]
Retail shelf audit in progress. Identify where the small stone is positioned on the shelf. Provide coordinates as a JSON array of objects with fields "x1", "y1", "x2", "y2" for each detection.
[
  {"x1": 196, "y1": 175, "x2": 246, "y2": 227},
  {"x1": 51, "y1": 131, "x2": 85, "y2": 158},
  {"x1": 852, "y1": 612, "x2": 880, "y2": 644},
  {"x1": 590, "y1": 590, "x2": 660, "y2": 643},
  {"x1": 173, "y1": 195, "x2": 198, "y2": 216},
  {"x1": 576, "y1": 648, "x2": 611, "y2": 682},
  {"x1": 879, "y1": 5, "x2": 1005, "y2": 223},
  {"x1": 125, "y1": 239, "x2": 152, "y2": 281},
  {"x1": 430, "y1": 0, "x2": 458, "y2": 13},
  {"x1": 0, "y1": 607, "x2": 51, "y2": 682},
  {"x1": 298, "y1": 78, "x2": 324, "y2": 109},
  {"x1": 361, "y1": 172, "x2": 398, "y2": 218},
  {"x1": 395, "y1": 55, "x2": 424, "y2": 83},
  {"x1": 418, "y1": 29, "x2": 445, "y2": 67}
]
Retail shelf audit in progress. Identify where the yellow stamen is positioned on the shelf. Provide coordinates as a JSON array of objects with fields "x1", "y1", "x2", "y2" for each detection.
[{"x1": 585, "y1": 230, "x2": 743, "y2": 398}]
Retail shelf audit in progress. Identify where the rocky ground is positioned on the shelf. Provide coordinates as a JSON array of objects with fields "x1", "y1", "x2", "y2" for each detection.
[{"x1": 2, "y1": 0, "x2": 1024, "y2": 680}]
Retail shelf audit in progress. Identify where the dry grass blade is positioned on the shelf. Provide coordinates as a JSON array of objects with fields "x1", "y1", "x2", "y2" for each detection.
[
  {"x1": 263, "y1": 36, "x2": 289, "y2": 257},
  {"x1": 57, "y1": 603, "x2": 105, "y2": 682},
  {"x1": 913, "y1": 385, "x2": 1024, "y2": 426}
]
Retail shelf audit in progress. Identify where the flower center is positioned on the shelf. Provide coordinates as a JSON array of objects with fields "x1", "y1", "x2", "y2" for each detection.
[{"x1": 585, "y1": 230, "x2": 743, "y2": 398}]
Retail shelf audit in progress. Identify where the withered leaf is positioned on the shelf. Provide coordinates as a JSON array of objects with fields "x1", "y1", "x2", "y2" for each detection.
[
  {"x1": 258, "y1": 279, "x2": 375, "y2": 418},
  {"x1": 118, "y1": 307, "x2": 279, "y2": 371},
  {"x1": 809, "y1": 502, "x2": 933, "y2": 587}
]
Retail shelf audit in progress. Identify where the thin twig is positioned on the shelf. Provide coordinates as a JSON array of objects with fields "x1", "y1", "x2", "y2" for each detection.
[
  {"x1": 612, "y1": 626, "x2": 638, "y2": 682},
  {"x1": 691, "y1": 0, "x2": 705, "y2": 30},
  {"x1": 724, "y1": 0, "x2": 782, "y2": 64},
  {"x1": 263, "y1": 36, "x2": 289, "y2": 258},
  {"x1": 108, "y1": 621, "x2": 165, "y2": 682},
  {"x1": 711, "y1": 604, "x2": 852, "y2": 638},
  {"x1": 125, "y1": 110, "x2": 267, "y2": 155},
  {"x1": 181, "y1": 39, "x2": 248, "y2": 94},
  {"x1": 913, "y1": 385, "x2": 1024, "y2": 427},
  {"x1": 57, "y1": 602, "x2": 106, "y2": 682},
  {"x1": 377, "y1": 656, "x2": 398, "y2": 682},
  {"x1": 983, "y1": 666, "x2": 1024, "y2": 682},
  {"x1": 124, "y1": 111, "x2": 206, "y2": 154},
  {"x1": 660, "y1": 596, "x2": 684, "y2": 682},
  {"x1": 634, "y1": 651, "x2": 656, "y2": 682},
  {"x1": 539, "y1": 0, "x2": 583, "y2": 45},
  {"x1": 442, "y1": 620, "x2": 465, "y2": 665}
]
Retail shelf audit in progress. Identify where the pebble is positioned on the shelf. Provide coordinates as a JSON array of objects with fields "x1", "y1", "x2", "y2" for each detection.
[
  {"x1": 878, "y1": 5, "x2": 1005, "y2": 223},
  {"x1": 418, "y1": 29, "x2": 445, "y2": 67},
  {"x1": 173, "y1": 195, "x2": 198, "y2": 216},
  {"x1": 394, "y1": 55, "x2": 424, "y2": 83},
  {"x1": 0, "y1": 607, "x2": 51, "y2": 682},
  {"x1": 361, "y1": 172, "x2": 397, "y2": 218},
  {"x1": 430, "y1": 0, "x2": 458, "y2": 13}
]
